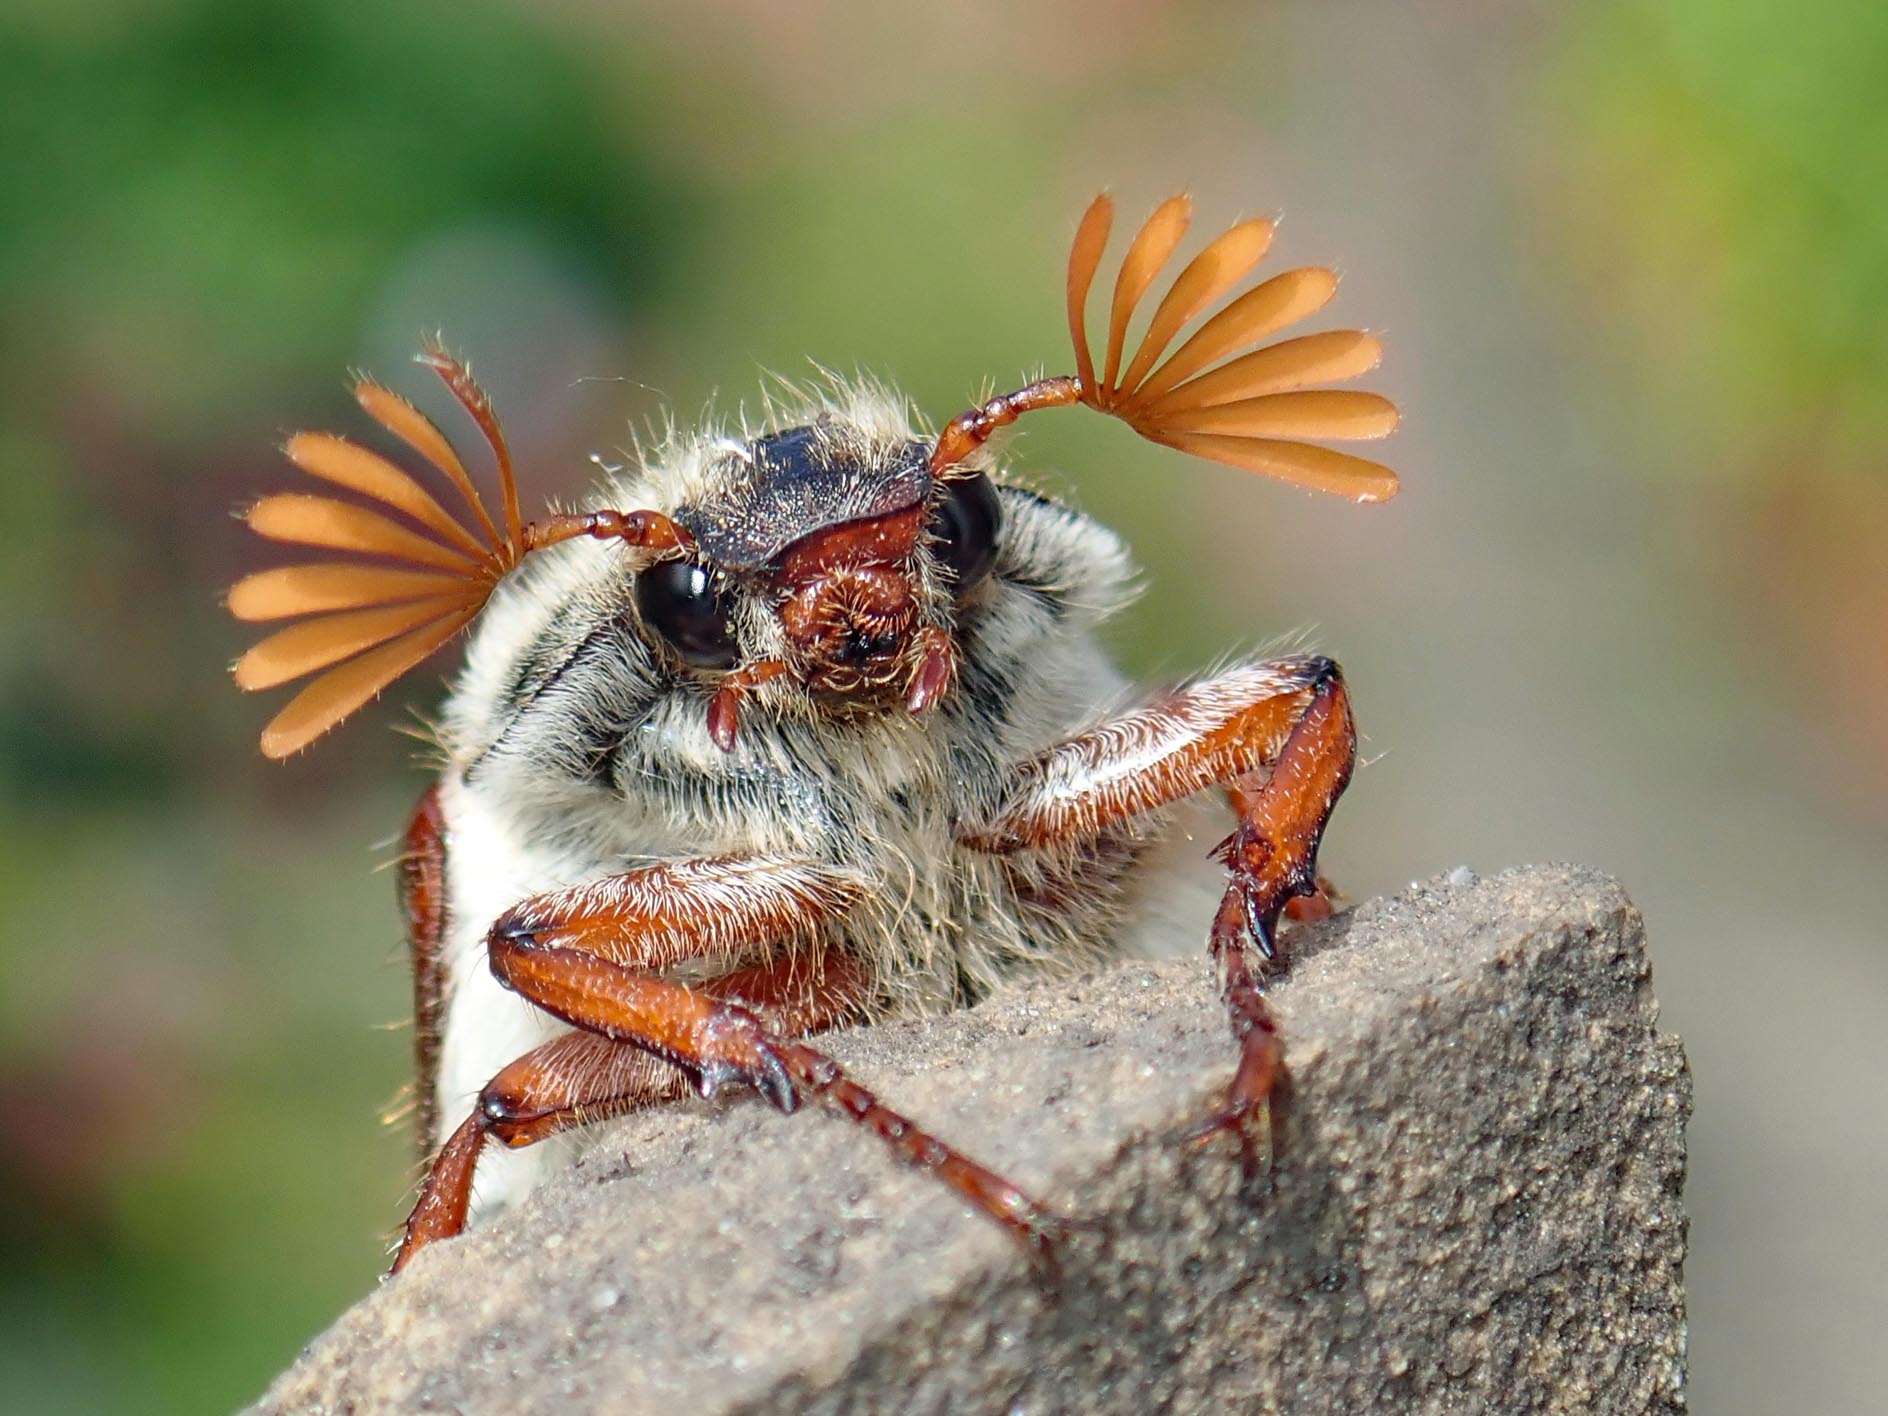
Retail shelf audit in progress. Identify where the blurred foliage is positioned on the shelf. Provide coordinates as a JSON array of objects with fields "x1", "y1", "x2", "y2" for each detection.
[
  {"x1": 0, "y1": 0, "x2": 686, "y2": 431},
  {"x1": 1540, "y1": 0, "x2": 1888, "y2": 480},
  {"x1": 1538, "y1": 0, "x2": 1888, "y2": 827}
]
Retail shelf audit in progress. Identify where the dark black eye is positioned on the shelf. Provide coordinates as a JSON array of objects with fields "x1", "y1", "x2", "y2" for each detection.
[
  {"x1": 636, "y1": 560, "x2": 738, "y2": 668},
  {"x1": 929, "y1": 473, "x2": 1001, "y2": 594}
]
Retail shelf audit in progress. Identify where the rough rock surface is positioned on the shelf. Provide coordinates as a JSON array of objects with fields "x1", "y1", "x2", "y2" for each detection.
[{"x1": 250, "y1": 864, "x2": 1690, "y2": 1415}]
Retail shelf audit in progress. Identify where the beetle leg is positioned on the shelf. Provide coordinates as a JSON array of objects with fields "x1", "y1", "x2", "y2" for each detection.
[
  {"x1": 397, "y1": 785, "x2": 450, "y2": 1158},
  {"x1": 395, "y1": 952, "x2": 858, "y2": 1272},
  {"x1": 1283, "y1": 878, "x2": 1337, "y2": 923},
  {"x1": 394, "y1": 1032, "x2": 681, "y2": 1269},
  {"x1": 962, "y1": 655, "x2": 1355, "y2": 1172},
  {"x1": 483, "y1": 931, "x2": 1062, "y2": 1267},
  {"x1": 395, "y1": 858, "x2": 1059, "y2": 1272}
]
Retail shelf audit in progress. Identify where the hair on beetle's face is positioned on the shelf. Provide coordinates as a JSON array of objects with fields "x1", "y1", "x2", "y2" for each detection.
[{"x1": 640, "y1": 417, "x2": 1003, "y2": 711}]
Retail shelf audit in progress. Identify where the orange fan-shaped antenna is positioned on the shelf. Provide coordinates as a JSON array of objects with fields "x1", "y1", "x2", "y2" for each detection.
[
  {"x1": 228, "y1": 341, "x2": 687, "y2": 766},
  {"x1": 229, "y1": 339, "x2": 691, "y2": 760},
  {"x1": 228, "y1": 341, "x2": 530, "y2": 759},
  {"x1": 1068, "y1": 193, "x2": 1399, "y2": 503}
]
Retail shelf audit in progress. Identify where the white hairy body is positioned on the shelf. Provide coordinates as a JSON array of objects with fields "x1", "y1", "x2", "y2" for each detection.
[{"x1": 419, "y1": 386, "x2": 1244, "y2": 1219}]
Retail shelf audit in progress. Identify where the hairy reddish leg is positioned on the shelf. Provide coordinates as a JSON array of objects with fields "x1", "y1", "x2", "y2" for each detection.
[
  {"x1": 1189, "y1": 665, "x2": 1353, "y2": 1166},
  {"x1": 395, "y1": 1033, "x2": 682, "y2": 1270},
  {"x1": 395, "y1": 857, "x2": 862, "y2": 1271},
  {"x1": 398, "y1": 786, "x2": 450, "y2": 1157},
  {"x1": 487, "y1": 933, "x2": 1062, "y2": 1262},
  {"x1": 394, "y1": 953, "x2": 860, "y2": 1273},
  {"x1": 394, "y1": 856, "x2": 1060, "y2": 1273},
  {"x1": 963, "y1": 655, "x2": 1356, "y2": 1168}
]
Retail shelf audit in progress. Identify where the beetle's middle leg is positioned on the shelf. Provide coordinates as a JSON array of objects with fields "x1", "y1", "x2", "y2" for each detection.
[
  {"x1": 961, "y1": 654, "x2": 1356, "y2": 1171},
  {"x1": 395, "y1": 949, "x2": 862, "y2": 1271}
]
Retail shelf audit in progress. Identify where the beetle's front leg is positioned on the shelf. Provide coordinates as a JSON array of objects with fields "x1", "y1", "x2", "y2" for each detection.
[
  {"x1": 1188, "y1": 662, "x2": 1353, "y2": 1168},
  {"x1": 396, "y1": 855, "x2": 1060, "y2": 1273},
  {"x1": 394, "y1": 856, "x2": 869, "y2": 1271},
  {"x1": 488, "y1": 924, "x2": 1064, "y2": 1264},
  {"x1": 962, "y1": 655, "x2": 1356, "y2": 1171}
]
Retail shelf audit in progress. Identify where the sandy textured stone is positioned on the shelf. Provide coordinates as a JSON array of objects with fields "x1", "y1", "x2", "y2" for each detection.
[{"x1": 250, "y1": 863, "x2": 1689, "y2": 1415}]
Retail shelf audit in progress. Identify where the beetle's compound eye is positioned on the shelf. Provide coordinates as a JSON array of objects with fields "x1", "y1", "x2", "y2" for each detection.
[
  {"x1": 929, "y1": 473, "x2": 1001, "y2": 595},
  {"x1": 637, "y1": 560, "x2": 738, "y2": 668}
]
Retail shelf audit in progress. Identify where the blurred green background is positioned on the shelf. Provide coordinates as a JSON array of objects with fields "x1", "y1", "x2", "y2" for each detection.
[{"x1": 2, "y1": 1, "x2": 1883, "y2": 1411}]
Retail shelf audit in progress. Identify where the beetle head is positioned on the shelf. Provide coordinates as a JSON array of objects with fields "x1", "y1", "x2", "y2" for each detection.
[{"x1": 651, "y1": 417, "x2": 999, "y2": 740}]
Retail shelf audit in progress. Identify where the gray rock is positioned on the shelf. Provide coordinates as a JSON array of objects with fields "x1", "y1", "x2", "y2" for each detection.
[{"x1": 250, "y1": 863, "x2": 1689, "y2": 1415}]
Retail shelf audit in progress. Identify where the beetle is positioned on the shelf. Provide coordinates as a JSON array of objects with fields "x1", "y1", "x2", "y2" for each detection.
[{"x1": 228, "y1": 194, "x2": 1399, "y2": 1271}]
